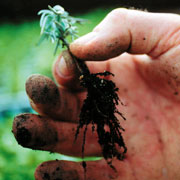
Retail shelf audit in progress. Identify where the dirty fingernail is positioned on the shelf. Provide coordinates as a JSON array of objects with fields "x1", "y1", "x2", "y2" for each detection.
[{"x1": 58, "y1": 56, "x2": 70, "y2": 76}]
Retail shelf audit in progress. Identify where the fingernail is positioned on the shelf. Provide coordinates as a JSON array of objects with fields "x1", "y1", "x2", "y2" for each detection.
[
  {"x1": 58, "y1": 51, "x2": 75, "y2": 77},
  {"x1": 58, "y1": 56, "x2": 70, "y2": 76}
]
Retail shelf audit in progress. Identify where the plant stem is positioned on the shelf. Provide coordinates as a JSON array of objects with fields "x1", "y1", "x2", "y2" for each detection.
[{"x1": 60, "y1": 37, "x2": 90, "y2": 76}]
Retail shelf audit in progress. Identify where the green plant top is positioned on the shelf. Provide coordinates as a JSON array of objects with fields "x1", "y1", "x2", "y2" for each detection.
[{"x1": 38, "y1": 5, "x2": 84, "y2": 54}]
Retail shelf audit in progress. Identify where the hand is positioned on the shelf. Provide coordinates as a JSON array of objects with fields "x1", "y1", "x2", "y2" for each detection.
[{"x1": 13, "y1": 9, "x2": 180, "y2": 180}]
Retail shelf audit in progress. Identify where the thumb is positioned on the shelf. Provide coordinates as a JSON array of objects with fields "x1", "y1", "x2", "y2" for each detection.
[
  {"x1": 70, "y1": 8, "x2": 180, "y2": 60},
  {"x1": 70, "y1": 8, "x2": 130, "y2": 61}
]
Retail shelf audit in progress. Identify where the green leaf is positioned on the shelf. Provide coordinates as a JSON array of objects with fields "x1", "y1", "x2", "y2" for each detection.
[{"x1": 38, "y1": 5, "x2": 85, "y2": 54}]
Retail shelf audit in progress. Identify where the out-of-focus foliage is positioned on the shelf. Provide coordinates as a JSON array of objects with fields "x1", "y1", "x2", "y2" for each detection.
[
  {"x1": 0, "y1": 7, "x2": 111, "y2": 179},
  {"x1": 0, "y1": 20, "x2": 53, "y2": 94}
]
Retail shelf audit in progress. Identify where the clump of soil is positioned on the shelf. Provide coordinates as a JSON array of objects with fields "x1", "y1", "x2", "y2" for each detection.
[{"x1": 72, "y1": 55, "x2": 127, "y2": 176}]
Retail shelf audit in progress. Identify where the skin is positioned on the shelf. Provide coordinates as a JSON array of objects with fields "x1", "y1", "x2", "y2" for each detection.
[{"x1": 13, "y1": 9, "x2": 180, "y2": 179}]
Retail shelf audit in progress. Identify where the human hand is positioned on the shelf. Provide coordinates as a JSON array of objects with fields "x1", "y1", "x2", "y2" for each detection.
[{"x1": 13, "y1": 9, "x2": 180, "y2": 179}]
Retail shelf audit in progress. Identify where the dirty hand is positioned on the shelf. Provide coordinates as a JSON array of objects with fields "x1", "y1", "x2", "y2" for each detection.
[{"x1": 13, "y1": 9, "x2": 180, "y2": 180}]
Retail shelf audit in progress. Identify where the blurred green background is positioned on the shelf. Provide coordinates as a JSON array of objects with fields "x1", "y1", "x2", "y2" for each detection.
[
  {"x1": 0, "y1": 1, "x2": 180, "y2": 179},
  {"x1": 0, "y1": 7, "x2": 114, "y2": 180}
]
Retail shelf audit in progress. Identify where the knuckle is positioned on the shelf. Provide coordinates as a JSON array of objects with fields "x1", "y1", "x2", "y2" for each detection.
[
  {"x1": 108, "y1": 8, "x2": 128, "y2": 20},
  {"x1": 93, "y1": 8, "x2": 128, "y2": 32}
]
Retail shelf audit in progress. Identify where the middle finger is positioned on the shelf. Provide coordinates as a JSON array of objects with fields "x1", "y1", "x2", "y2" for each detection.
[{"x1": 26, "y1": 74, "x2": 84, "y2": 122}]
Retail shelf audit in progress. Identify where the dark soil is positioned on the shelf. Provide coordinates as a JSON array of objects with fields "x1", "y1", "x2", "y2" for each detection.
[
  {"x1": 16, "y1": 127, "x2": 32, "y2": 146},
  {"x1": 72, "y1": 55, "x2": 127, "y2": 177}
]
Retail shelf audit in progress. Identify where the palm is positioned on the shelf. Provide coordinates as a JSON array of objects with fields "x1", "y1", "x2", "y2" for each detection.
[{"x1": 102, "y1": 53, "x2": 180, "y2": 179}]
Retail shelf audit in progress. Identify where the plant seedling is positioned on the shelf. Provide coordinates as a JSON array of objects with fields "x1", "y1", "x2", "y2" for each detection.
[{"x1": 38, "y1": 5, "x2": 127, "y2": 179}]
